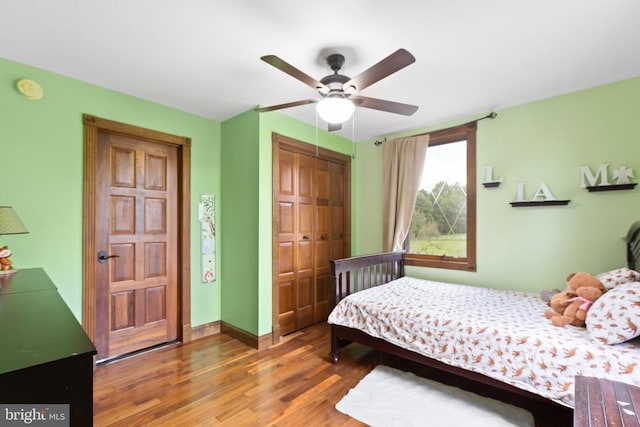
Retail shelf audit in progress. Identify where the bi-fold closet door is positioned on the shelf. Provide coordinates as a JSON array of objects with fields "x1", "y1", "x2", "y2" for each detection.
[{"x1": 275, "y1": 140, "x2": 348, "y2": 336}]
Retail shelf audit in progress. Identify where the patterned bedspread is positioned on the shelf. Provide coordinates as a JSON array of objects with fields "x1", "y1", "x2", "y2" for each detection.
[{"x1": 327, "y1": 276, "x2": 640, "y2": 408}]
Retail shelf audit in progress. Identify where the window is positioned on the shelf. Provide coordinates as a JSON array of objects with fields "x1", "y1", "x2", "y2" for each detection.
[{"x1": 404, "y1": 122, "x2": 476, "y2": 271}]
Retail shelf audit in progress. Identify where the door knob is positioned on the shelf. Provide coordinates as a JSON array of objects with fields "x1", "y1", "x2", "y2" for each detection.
[
  {"x1": 98, "y1": 250, "x2": 120, "y2": 264},
  {"x1": 302, "y1": 235, "x2": 310, "y2": 240},
  {"x1": 320, "y1": 234, "x2": 328, "y2": 240}
]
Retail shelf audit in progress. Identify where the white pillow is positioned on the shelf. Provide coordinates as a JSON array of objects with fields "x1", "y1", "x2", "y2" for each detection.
[
  {"x1": 586, "y1": 282, "x2": 640, "y2": 344},
  {"x1": 597, "y1": 268, "x2": 640, "y2": 290}
]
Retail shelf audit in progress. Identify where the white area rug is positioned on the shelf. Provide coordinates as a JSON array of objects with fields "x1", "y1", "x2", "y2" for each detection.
[{"x1": 336, "y1": 365, "x2": 534, "y2": 427}]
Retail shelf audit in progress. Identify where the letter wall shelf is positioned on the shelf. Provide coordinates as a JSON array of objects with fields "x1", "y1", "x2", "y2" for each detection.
[
  {"x1": 586, "y1": 183, "x2": 637, "y2": 192},
  {"x1": 510, "y1": 200, "x2": 571, "y2": 207}
]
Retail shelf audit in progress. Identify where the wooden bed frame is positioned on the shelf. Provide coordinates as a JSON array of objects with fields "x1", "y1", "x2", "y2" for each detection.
[
  {"x1": 328, "y1": 235, "x2": 640, "y2": 423},
  {"x1": 328, "y1": 251, "x2": 552, "y2": 402}
]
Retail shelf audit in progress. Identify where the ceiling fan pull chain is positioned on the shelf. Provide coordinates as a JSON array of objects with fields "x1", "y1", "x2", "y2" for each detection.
[
  {"x1": 351, "y1": 110, "x2": 356, "y2": 159},
  {"x1": 315, "y1": 110, "x2": 319, "y2": 158}
]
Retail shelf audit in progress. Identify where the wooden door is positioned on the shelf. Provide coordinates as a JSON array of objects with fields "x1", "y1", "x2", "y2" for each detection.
[
  {"x1": 94, "y1": 132, "x2": 179, "y2": 360},
  {"x1": 276, "y1": 150, "x2": 315, "y2": 335},
  {"x1": 82, "y1": 113, "x2": 193, "y2": 362},
  {"x1": 314, "y1": 159, "x2": 346, "y2": 322},
  {"x1": 83, "y1": 115, "x2": 191, "y2": 362},
  {"x1": 273, "y1": 133, "x2": 351, "y2": 338},
  {"x1": 97, "y1": 132, "x2": 177, "y2": 358}
]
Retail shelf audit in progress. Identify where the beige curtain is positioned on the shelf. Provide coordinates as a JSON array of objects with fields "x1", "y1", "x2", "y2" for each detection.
[{"x1": 383, "y1": 135, "x2": 429, "y2": 252}]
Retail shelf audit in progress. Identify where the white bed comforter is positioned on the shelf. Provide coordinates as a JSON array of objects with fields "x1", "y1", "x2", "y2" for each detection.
[{"x1": 327, "y1": 276, "x2": 640, "y2": 408}]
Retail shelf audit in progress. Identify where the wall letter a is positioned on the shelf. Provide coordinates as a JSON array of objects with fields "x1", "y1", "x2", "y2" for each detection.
[{"x1": 531, "y1": 182, "x2": 556, "y2": 201}]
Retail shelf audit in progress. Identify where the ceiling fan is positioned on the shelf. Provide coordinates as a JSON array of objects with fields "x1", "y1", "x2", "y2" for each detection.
[{"x1": 255, "y1": 49, "x2": 419, "y2": 131}]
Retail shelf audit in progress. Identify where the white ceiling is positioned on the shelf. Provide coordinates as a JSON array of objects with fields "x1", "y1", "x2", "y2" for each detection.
[{"x1": 2, "y1": 1, "x2": 639, "y2": 142}]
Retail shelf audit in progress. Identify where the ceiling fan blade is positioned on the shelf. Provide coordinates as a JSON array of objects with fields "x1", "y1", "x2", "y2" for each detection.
[
  {"x1": 261, "y1": 55, "x2": 327, "y2": 91},
  {"x1": 328, "y1": 122, "x2": 342, "y2": 132},
  {"x1": 351, "y1": 96, "x2": 419, "y2": 116},
  {"x1": 343, "y1": 49, "x2": 415, "y2": 93},
  {"x1": 255, "y1": 99, "x2": 318, "y2": 113}
]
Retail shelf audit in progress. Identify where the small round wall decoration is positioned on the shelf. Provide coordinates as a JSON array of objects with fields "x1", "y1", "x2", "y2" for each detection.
[{"x1": 16, "y1": 79, "x2": 44, "y2": 100}]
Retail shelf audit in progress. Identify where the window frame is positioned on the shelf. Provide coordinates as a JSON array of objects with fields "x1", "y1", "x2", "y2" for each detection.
[{"x1": 403, "y1": 122, "x2": 477, "y2": 272}]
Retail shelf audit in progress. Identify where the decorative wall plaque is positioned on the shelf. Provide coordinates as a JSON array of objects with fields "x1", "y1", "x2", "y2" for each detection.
[
  {"x1": 511, "y1": 182, "x2": 570, "y2": 207},
  {"x1": 199, "y1": 195, "x2": 216, "y2": 283},
  {"x1": 581, "y1": 163, "x2": 636, "y2": 192}
]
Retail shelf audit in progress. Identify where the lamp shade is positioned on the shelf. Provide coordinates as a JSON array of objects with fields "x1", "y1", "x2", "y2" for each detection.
[
  {"x1": 316, "y1": 96, "x2": 355, "y2": 124},
  {"x1": 0, "y1": 207, "x2": 28, "y2": 235}
]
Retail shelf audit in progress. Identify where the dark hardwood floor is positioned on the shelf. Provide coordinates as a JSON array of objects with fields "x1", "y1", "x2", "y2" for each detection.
[
  {"x1": 94, "y1": 322, "x2": 573, "y2": 426},
  {"x1": 94, "y1": 323, "x2": 373, "y2": 426}
]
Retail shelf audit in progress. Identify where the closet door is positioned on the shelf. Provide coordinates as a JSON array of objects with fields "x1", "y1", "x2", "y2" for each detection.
[
  {"x1": 313, "y1": 159, "x2": 346, "y2": 322},
  {"x1": 295, "y1": 153, "x2": 315, "y2": 330},
  {"x1": 276, "y1": 150, "x2": 314, "y2": 335},
  {"x1": 329, "y1": 161, "x2": 346, "y2": 262},
  {"x1": 273, "y1": 133, "x2": 351, "y2": 338}
]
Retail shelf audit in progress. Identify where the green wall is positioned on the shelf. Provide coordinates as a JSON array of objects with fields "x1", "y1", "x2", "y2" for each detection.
[
  {"x1": 221, "y1": 109, "x2": 354, "y2": 337},
  {"x1": 0, "y1": 57, "x2": 221, "y2": 327},
  {"x1": 354, "y1": 77, "x2": 640, "y2": 292},
  {"x1": 220, "y1": 110, "x2": 260, "y2": 333},
  {"x1": 0, "y1": 54, "x2": 354, "y2": 340},
  {"x1": 5, "y1": 52, "x2": 638, "y2": 341}
]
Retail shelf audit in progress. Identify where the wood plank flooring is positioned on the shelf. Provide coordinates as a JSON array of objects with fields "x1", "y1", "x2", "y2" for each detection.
[
  {"x1": 94, "y1": 322, "x2": 573, "y2": 426},
  {"x1": 94, "y1": 323, "x2": 373, "y2": 426}
]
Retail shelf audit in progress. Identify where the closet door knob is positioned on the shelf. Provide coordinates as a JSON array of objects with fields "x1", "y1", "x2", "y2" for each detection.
[
  {"x1": 320, "y1": 234, "x2": 328, "y2": 240},
  {"x1": 302, "y1": 234, "x2": 310, "y2": 240}
]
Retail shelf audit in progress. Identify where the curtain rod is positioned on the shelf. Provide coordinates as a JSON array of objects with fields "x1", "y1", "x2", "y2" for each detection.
[{"x1": 374, "y1": 111, "x2": 497, "y2": 146}]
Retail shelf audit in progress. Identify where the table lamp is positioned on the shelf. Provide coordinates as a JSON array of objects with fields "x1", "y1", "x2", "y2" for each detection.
[{"x1": 0, "y1": 206, "x2": 29, "y2": 275}]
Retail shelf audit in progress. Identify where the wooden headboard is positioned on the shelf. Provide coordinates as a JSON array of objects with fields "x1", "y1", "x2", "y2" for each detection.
[
  {"x1": 626, "y1": 221, "x2": 640, "y2": 271},
  {"x1": 330, "y1": 252, "x2": 404, "y2": 306}
]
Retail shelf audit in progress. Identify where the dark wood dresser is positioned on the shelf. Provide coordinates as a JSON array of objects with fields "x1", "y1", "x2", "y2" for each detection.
[
  {"x1": 0, "y1": 268, "x2": 96, "y2": 426},
  {"x1": 574, "y1": 376, "x2": 640, "y2": 427}
]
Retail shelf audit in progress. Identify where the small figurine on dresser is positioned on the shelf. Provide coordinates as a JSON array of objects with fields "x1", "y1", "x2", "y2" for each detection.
[{"x1": 0, "y1": 246, "x2": 14, "y2": 272}]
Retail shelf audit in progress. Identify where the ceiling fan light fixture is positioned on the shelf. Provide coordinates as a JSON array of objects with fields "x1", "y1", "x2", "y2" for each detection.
[
  {"x1": 259, "y1": 49, "x2": 418, "y2": 124},
  {"x1": 316, "y1": 95, "x2": 355, "y2": 124}
]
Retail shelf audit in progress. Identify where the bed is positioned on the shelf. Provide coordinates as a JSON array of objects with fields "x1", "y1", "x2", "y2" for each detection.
[{"x1": 328, "y1": 224, "x2": 640, "y2": 411}]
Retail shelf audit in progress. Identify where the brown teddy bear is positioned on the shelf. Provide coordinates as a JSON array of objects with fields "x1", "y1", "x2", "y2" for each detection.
[
  {"x1": 545, "y1": 272, "x2": 607, "y2": 327},
  {"x1": 0, "y1": 246, "x2": 13, "y2": 271},
  {"x1": 544, "y1": 290, "x2": 577, "y2": 320}
]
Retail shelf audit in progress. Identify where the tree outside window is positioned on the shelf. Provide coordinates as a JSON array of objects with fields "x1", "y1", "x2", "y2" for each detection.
[{"x1": 404, "y1": 123, "x2": 476, "y2": 271}]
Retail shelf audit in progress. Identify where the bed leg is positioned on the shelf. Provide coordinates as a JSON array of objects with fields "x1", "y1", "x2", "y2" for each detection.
[{"x1": 330, "y1": 327, "x2": 341, "y2": 364}]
